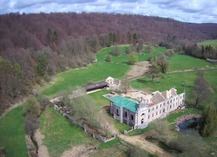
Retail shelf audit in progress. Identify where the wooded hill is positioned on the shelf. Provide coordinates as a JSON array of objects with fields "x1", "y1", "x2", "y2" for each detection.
[{"x1": 0, "y1": 12, "x2": 217, "y2": 113}]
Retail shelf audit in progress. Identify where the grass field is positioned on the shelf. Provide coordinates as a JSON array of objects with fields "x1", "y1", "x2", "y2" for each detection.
[
  {"x1": 40, "y1": 107, "x2": 97, "y2": 157},
  {"x1": 97, "y1": 45, "x2": 167, "y2": 65},
  {"x1": 131, "y1": 69, "x2": 217, "y2": 96},
  {"x1": 89, "y1": 89, "x2": 110, "y2": 107},
  {"x1": 41, "y1": 61, "x2": 129, "y2": 97},
  {"x1": 168, "y1": 54, "x2": 217, "y2": 72},
  {"x1": 0, "y1": 105, "x2": 28, "y2": 157},
  {"x1": 198, "y1": 39, "x2": 217, "y2": 47},
  {"x1": 41, "y1": 45, "x2": 167, "y2": 97}
]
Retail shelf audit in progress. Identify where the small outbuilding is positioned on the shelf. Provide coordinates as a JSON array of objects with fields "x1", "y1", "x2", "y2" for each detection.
[{"x1": 83, "y1": 81, "x2": 108, "y2": 92}]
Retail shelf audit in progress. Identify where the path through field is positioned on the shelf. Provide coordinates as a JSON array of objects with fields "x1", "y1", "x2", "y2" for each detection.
[
  {"x1": 0, "y1": 98, "x2": 26, "y2": 119},
  {"x1": 168, "y1": 66, "x2": 217, "y2": 74},
  {"x1": 119, "y1": 134, "x2": 172, "y2": 157},
  {"x1": 126, "y1": 61, "x2": 151, "y2": 80}
]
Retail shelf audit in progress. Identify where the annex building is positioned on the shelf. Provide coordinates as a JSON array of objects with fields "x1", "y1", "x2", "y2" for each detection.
[{"x1": 109, "y1": 88, "x2": 185, "y2": 129}]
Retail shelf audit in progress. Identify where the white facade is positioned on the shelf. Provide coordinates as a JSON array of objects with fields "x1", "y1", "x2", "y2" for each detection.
[
  {"x1": 106, "y1": 76, "x2": 121, "y2": 90},
  {"x1": 110, "y1": 88, "x2": 185, "y2": 129}
]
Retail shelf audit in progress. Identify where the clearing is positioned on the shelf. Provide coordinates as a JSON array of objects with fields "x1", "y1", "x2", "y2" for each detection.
[{"x1": 41, "y1": 45, "x2": 167, "y2": 97}]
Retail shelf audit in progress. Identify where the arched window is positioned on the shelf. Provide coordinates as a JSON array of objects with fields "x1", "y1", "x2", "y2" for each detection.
[
  {"x1": 141, "y1": 113, "x2": 145, "y2": 116},
  {"x1": 141, "y1": 118, "x2": 144, "y2": 124}
]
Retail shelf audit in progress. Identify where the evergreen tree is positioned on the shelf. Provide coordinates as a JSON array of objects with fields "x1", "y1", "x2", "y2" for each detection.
[
  {"x1": 36, "y1": 52, "x2": 48, "y2": 77},
  {"x1": 200, "y1": 106, "x2": 217, "y2": 136}
]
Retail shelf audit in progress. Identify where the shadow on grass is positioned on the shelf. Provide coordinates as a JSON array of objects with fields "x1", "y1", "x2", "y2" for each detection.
[{"x1": 136, "y1": 78, "x2": 160, "y2": 84}]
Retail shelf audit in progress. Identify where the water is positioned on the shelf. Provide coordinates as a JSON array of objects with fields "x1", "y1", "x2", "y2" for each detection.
[{"x1": 178, "y1": 118, "x2": 201, "y2": 132}]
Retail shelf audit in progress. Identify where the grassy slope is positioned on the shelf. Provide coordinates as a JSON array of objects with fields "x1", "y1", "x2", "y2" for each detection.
[
  {"x1": 41, "y1": 45, "x2": 167, "y2": 97},
  {"x1": 40, "y1": 107, "x2": 97, "y2": 157},
  {"x1": 0, "y1": 105, "x2": 28, "y2": 157},
  {"x1": 131, "y1": 69, "x2": 217, "y2": 95},
  {"x1": 168, "y1": 54, "x2": 217, "y2": 72}
]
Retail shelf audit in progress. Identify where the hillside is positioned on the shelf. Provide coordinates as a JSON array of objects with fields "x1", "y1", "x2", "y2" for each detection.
[{"x1": 1, "y1": 12, "x2": 217, "y2": 113}]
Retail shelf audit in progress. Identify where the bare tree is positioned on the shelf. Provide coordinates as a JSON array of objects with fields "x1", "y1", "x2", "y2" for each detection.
[
  {"x1": 25, "y1": 113, "x2": 39, "y2": 154},
  {"x1": 191, "y1": 72, "x2": 212, "y2": 108}
]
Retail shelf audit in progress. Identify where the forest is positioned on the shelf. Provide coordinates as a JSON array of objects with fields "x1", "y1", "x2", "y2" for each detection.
[{"x1": 0, "y1": 12, "x2": 217, "y2": 113}]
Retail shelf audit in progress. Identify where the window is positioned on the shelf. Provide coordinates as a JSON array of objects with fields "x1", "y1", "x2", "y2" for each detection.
[
  {"x1": 141, "y1": 113, "x2": 145, "y2": 116},
  {"x1": 148, "y1": 109, "x2": 150, "y2": 112},
  {"x1": 148, "y1": 115, "x2": 150, "y2": 119},
  {"x1": 163, "y1": 102, "x2": 165, "y2": 105},
  {"x1": 152, "y1": 107, "x2": 154, "y2": 111},
  {"x1": 167, "y1": 101, "x2": 169, "y2": 104},
  {"x1": 125, "y1": 112, "x2": 127, "y2": 118},
  {"x1": 163, "y1": 109, "x2": 165, "y2": 113},
  {"x1": 156, "y1": 106, "x2": 158, "y2": 109},
  {"x1": 160, "y1": 104, "x2": 162, "y2": 107},
  {"x1": 116, "y1": 109, "x2": 119, "y2": 114},
  {"x1": 141, "y1": 118, "x2": 144, "y2": 124},
  {"x1": 131, "y1": 115, "x2": 134, "y2": 120},
  {"x1": 152, "y1": 113, "x2": 154, "y2": 117},
  {"x1": 156, "y1": 112, "x2": 158, "y2": 115},
  {"x1": 170, "y1": 105, "x2": 171, "y2": 109},
  {"x1": 170, "y1": 100, "x2": 172, "y2": 103}
]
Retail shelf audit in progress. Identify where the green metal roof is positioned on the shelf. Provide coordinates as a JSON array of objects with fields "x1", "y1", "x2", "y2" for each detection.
[{"x1": 110, "y1": 96, "x2": 138, "y2": 113}]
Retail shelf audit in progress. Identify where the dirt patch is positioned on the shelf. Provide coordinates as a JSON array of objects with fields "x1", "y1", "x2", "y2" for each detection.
[
  {"x1": 126, "y1": 61, "x2": 151, "y2": 80},
  {"x1": 35, "y1": 129, "x2": 49, "y2": 157},
  {"x1": 61, "y1": 145, "x2": 95, "y2": 157},
  {"x1": 119, "y1": 134, "x2": 172, "y2": 157}
]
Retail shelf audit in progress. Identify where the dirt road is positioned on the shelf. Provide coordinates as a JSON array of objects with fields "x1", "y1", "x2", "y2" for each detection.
[{"x1": 119, "y1": 134, "x2": 172, "y2": 157}]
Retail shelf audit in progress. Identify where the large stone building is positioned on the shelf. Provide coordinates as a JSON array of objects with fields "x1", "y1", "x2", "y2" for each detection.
[{"x1": 109, "y1": 88, "x2": 185, "y2": 129}]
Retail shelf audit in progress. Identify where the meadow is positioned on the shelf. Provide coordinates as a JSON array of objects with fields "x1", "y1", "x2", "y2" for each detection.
[
  {"x1": 41, "y1": 45, "x2": 167, "y2": 97},
  {"x1": 0, "y1": 105, "x2": 28, "y2": 157},
  {"x1": 40, "y1": 106, "x2": 97, "y2": 157},
  {"x1": 168, "y1": 54, "x2": 216, "y2": 72}
]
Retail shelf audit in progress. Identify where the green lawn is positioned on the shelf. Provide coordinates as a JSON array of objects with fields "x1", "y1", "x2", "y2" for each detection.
[
  {"x1": 97, "y1": 45, "x2": 167, "y2": 65},
  {"x1": 113, "y1": 120, "x2": 131, "y2": 133},
  {"x1": 131, "y1": 71, "x2": 195, "y2": 93},
  {"x1": 131, "y1": 69, "x2": 217, "y2": 96},
  {"x1": 168, "y1": 54, "x2": 216, "y2": 72},
  {"x1": 198, "y1": 39, "x2": 217, "y2": 48},
  {"x1": 89, "y1": 89, "x2": 110, "y2": 107},
  {"x1": 41, "y1": 45, "x2": 167, "y2": 97},
  {"x1": 41, "y1": 62, "x2": 129, "y2": 97},
  {"x1": 128, "y1": 123, "x2": 155, "y2": 136},
  {"x1": 0, "y1": 105, "x2": 28, "y2": 157},
  {"x1": 40, "y1": 107, "x2": 98, "y2": 157}
]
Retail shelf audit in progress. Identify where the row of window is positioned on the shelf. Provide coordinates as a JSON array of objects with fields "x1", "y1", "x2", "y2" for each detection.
[{"x1": 148, "y1": 99, "x2": 182, "y2": 113}]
